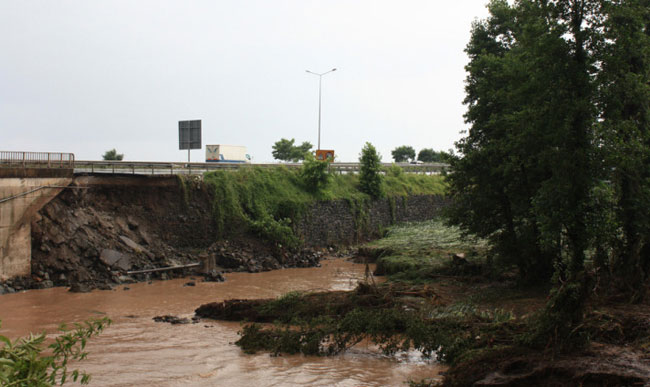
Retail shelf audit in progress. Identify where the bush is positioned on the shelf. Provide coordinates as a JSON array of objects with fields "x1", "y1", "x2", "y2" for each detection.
[
  {"x1": 359, "y1": 142, "x2": 384, "y2": 198},
  {"x1": 0, "y1": 317, "x2": 111, "y2": 386},
  {"x1": 299, "y1": 153, "x2": 330, "y2": 192},
  {"x1": 384, "y1": 164, "x2": 404, "y2": 178}
]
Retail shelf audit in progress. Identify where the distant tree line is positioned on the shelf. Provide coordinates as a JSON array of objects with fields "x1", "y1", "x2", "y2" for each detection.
[{"x1": 391, "y1": 145, "x2": 449, "y2": 163}]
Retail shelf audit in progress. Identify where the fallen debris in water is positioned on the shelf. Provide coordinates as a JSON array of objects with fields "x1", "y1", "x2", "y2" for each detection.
[{"x1": 152, "y1": 315, "x2": 200, "y2": 325}]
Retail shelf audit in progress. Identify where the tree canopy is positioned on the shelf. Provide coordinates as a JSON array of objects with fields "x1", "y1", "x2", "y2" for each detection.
[
  {"x1": 445, "y1": 0, "x2": 650, "y2": 341},
  {"x1": 272, "y1": 138, "x2": 313, "y2": 162},
  {"x1": 391, "y1": 146, "x2": 416, "y2": 162},
  {"x1": 102, "y1": 149, "x2": 123, "y2": 161},
  {"x1": 417, "y1": 148, "x2": 449, "y2": 163}
]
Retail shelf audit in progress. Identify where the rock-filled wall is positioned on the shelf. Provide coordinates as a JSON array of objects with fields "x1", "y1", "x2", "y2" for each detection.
[{"x1": 298, "y1": 195, "x2": 449, "y2": 247}]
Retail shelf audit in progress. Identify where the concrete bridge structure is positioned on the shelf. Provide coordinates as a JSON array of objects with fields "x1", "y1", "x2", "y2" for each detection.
[
  {"x1": 0, "y1": 152, "x2": 75, "y2": 280},
  {"x1": 0, "y1": 167, "x2": 73, "y2": 280}
]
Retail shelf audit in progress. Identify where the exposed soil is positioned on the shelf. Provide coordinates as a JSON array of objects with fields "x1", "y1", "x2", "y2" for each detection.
[
  {"x1": 445, "y1": 341, "x2": 650, "y2": 386},
  {"x1": 0, "y1": 176, "x2": 324, "y2": 294}
]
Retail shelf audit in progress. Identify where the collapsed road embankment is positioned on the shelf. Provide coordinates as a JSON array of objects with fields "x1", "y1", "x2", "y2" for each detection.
[{"x1": 0, "y1": 173, "x2": 447, "y2": 293}]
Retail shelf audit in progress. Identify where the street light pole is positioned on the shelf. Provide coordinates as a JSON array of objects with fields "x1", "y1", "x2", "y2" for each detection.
[{"x1": 306, "y1": 68, "x2": 336, "y2": 150}]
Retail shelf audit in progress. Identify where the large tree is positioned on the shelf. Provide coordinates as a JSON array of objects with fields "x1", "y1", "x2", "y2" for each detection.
[
  {"x1": 598, "y1": 0, "x2": 650, "y2": 299},
  {"x1": 391, "y1": 146, "x2": 416, "y2": 162},
  {"x1": 448, "y1": 0, "x2": 602, "y2": 284},
  {"x1": 272, "y1": 138, "x2": 313, "y2": 162},
  {"x1": 417, "y1": 148, "x2": 450, "y2": 163},
  {"x1": 448, "y1": 0, "x2": 650, "y2": 343}
]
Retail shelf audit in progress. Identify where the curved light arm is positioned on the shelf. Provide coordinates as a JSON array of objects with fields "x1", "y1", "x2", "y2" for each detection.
[{"x1": 306, "y1": 68, "x2": 337, "y2": 76}]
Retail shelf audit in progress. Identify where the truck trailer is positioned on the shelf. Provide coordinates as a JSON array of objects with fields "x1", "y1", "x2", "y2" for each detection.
[{"x1": 205, "y1": 145, "x2": 250, "y2": 163}]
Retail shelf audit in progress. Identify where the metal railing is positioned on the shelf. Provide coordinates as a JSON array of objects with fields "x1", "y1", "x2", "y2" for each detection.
[
  {"x1": 0, "y1": 152, "x2": 447, "y2": 175},
  {"x1": 0, "y1": 151, "x2": 75, "y2": 168},
  {"x1": 72, "y1": 160, "x2": 448, "y2": 175}
]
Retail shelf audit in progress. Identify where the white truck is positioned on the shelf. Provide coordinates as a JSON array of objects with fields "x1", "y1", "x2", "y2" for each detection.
[{"x1": 205, "y1": 145, "x2": 250, "y2": 163}]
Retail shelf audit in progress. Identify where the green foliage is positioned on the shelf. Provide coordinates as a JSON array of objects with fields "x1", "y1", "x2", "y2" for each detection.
[
  {"x1": 299, "y1": 153, "x2": 331, "y2": 192},
  {"x1": 205, "y1": 167, "x2": 310, "y2": 249},
  {"x1": 0, "y1": 317, "x2": 111, "y2": 386},
  {"x1": 176, "y1": 174, "x2": 190, "y2": 209},
  {"x1": 446, "y1": 0, "x2": 650, "y2": 352},
  {"x1": 368, "y1": 220, "x2": 486, "y2": 257},
  {"x1": 384, "y1": 164, "x2": 403, "y2": 178},
  {"x1": 391, "y1": 145, "x2": 416, "y2": 162},
  {"x1": 102, "y1": 148, "x2": 123, "y2": 161},
  {"x1": 271, "y1": 138, "x2": 313, "y2": 162},
  {"x1": 417, "y1": 148, "x2": 448, "y2": 163},
  {"x1": 250, "y1": 215, "x2": 300, "y2": 250},
  {"x1": 383, "y1": 172, "x2": 447, "y2": 197},
  {"x1": 235, "y1": 291, "x2": 516, "y2": 364},
  {"x1": 596, "y1": 0, "x2": 650, "y2": 299},
  {"x1": 522, "y1": 276, "x2": 590, "y2": 351},
  {"x1": 203, "y1": 165, "x2": 445, "y2": 248},
  {"x1": 346, "y1": 196, "x2": 371, "y2": 241},
  {"x1": 446, "y1": 0, "x2": 604, "y2": 285},
  {"x1": 366, "y1": 220, "x2": 487, "y2": 280},
  {"x1": 359, "y1": 142, "x2": 384, "y2": 199}
]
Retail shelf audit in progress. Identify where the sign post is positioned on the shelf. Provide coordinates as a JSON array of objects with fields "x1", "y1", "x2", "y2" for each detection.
[{"x1": 178, "y1": 120, "x2": 202, "y2": 162}]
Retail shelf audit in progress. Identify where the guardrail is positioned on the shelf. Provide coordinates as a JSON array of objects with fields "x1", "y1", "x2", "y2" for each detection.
[
  {"x1": 0, "y1": 152, "x2": 448, "y2": 175},
  {"x1": 72, "y1": 160, "x2": 448, "y2": 175},
  {"x1": 0, "y1": 151, "x2": 75, "y2": 168}
]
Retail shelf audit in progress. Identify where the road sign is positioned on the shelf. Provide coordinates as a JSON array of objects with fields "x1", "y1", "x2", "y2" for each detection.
[{"x1": 179, "y1": 120, "x2": 202, "y2": 150}]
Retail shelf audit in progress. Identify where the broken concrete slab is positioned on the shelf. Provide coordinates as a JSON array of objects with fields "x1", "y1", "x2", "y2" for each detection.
[{"x1": 99, "y1": 249, "x2": 132, "y2": 271}]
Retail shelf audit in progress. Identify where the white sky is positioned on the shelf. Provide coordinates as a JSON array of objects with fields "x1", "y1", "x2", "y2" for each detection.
[{"x1": 1, "y1": 1, "x2": 490, "y2": 163}]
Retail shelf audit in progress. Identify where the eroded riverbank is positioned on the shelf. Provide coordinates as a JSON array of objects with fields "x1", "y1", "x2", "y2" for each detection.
[{"x1": 0, "y1": 258, "x2": 445, "y2": 386}]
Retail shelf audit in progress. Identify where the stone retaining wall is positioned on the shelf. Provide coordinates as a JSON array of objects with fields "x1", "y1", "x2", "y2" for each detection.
[{"x1": 298, "y1": 195, "x2": 449, "y2": 246}]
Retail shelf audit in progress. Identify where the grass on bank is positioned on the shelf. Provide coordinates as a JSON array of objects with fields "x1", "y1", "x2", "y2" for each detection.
[
  {"x1": 200, "y1": 166, "x2": 446, "y2": 249},
  {"x1": 363, "y1": 220, "x2": 487, "y2": 280}
]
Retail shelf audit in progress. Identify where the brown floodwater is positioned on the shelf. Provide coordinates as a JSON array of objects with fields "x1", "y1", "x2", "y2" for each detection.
[{"x1": 0, "y1": 258, "x2": 445, "y2": 386}]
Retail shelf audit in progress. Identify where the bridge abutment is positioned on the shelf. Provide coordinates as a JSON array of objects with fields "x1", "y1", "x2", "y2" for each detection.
[{"x1": 0, "y1": 173, "x2": 72, "y2": 280}]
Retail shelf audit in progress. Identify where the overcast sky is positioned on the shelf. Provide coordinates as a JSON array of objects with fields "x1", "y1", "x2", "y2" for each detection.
[{"x1": 1, "y1": 1, "x2": 490, "y2": 163}]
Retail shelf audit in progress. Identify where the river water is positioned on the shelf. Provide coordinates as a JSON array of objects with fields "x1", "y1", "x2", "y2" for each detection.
[{"x1": 0, "y1": 259, "x2": 444, "y2": 386}]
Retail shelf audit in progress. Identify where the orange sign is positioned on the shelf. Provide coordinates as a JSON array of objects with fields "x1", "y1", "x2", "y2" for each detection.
[{"x1": 315, "y1": 149, "x2": 335, "y2": 162}]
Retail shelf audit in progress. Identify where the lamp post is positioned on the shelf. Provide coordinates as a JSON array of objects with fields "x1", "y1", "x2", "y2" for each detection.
[{"x1": 306, "y1": 68, "x2": 336, "y2": 150}]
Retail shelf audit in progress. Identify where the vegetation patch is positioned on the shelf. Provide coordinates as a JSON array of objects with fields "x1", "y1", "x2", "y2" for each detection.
[
  {"x1": 203, "y1": 166, "x2": 445, "y2": 249},
  {"x1": 204, "y1": 283, "x2": 519, "y2": 362},
  {"x1": 0, "y1": 317, "x2": 111, "y2": 386},
  {"x1": 196, "y1": 217, "x2": 650, "y2": 385},
  {"x1": 365, "y1": 220, "x2": 487, "y2": 280}
]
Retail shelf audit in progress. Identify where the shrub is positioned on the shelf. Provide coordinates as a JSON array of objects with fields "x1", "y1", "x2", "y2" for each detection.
[
  {"x1": 384, "y1": 164, "x2": 404, "y2": 178},
  {"x1": 0, "y1": 317, "x2": 111, "y2": 386},
  {"x1": 359, "y1": 142, "x2": 384, "y2": 198},
  {"x1": 299, "y1": 153, "x2": 330, "y2": 193}
]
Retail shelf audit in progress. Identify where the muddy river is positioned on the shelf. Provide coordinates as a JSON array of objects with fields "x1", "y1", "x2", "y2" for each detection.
[{"x1": 0, "y1": 259, "x2": 444, "y2": 386}]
